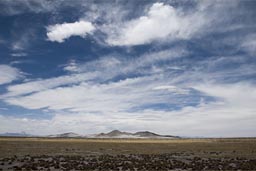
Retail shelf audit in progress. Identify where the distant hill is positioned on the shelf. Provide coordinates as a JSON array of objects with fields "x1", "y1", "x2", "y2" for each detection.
[
  {"x1": 48, "y1": 132, "x2": 82, "y2": 138},
  {"x1": 0, "y1": 132, "x2": 32, "y2": 137},
  {"x1": 95, "y1": 130, "x2": 134, "y2": 138},
  {"x1": 134, "y1": 131, "x2": 160, "y2": 137},
  {"x1": 95, "y1": 130, "x2": 179, "y2": 139},
  {"x1": 134, "y1": 131, "x2": 180, "y2": 138}
]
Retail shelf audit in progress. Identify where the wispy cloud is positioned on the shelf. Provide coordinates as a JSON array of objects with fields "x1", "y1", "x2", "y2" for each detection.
[
  {"x1": 11, "y1": 52, "x2": 28, "y2": 57},
  {"x1": 241, "y1": 34, "x2": 256, "y2": 56},
  {"x1": 0, "y1": 65, "x2": 23, "y2": 85},
  {"x1": 0, "y1": 0, "x2": 62, "y2": 15},
  {"x1": 1, "y1": 45, "x2": 255, "y2": 136},
  {"x1": 2, "y1": 72, "x2": 98, "y2": 98},
  {"x1": 1, "y1": 82, "x2": 256, "y2": 137},
  {"x1": 11, "y1": 29, "x2": 36, "y2": 51},
  {"x1": 3, "y1": 46, "x2": 187, "y2": 97},
  {"x1": 62, "y1": 59, "x2": 80, "y2": 72}
]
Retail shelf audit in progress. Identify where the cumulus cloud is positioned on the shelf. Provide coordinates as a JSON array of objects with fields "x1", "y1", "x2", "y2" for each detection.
[
  {"x1": 0, "y1": 65, "x2": 22, "y2": 85},
  {"x1": 106, "y1": 2, "x2": 208, "y2": 46},
  {"x1": 47, "y1": 21, "x2": 95, "y2": 43}
]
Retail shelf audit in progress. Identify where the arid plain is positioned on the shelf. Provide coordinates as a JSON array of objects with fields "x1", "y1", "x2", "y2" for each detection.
[{"x1": 0, "y1": 137, "x2": 256, "y2": 170}]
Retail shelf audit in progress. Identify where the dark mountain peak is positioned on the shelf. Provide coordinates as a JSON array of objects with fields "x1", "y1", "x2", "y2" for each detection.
[
  {"x1": 60, "y1": 132, "x2": 78, "y2": 136},
  {"x1": 105, "y1": 130, "x2": 132, "y2": 136},
  {"x1": 108, "y1": 130, "x2": 122, "y2": 134},
  {"x1": 96, "y1": 130, "x2": 133, "y2": 138},
  {"x1": 48, "y1": 132, "x2": 81, "y2": 138},
  {"x1": 134, "y1": 131, "x2": 160, "y2": 137}
]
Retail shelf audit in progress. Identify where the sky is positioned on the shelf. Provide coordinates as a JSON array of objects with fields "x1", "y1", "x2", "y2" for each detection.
[{"x1": 0, "y1": 0, "x2": 256, "y2": 137}]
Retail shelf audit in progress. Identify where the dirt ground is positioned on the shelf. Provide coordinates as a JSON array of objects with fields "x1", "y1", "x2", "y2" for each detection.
[{"x1": 0, "y1": 137, "x2": 256, "y2": 170}]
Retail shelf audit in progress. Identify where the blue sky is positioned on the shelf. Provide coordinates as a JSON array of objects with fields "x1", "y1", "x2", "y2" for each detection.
[{"x1": 0, "y1": 0, "x2": 256, "y2": 137}]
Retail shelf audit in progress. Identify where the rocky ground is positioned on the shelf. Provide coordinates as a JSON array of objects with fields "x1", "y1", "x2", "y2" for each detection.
[
  {"x1": 1, "y1": 153, "x2": 256, "y2": 170},
  {"x1": 1, "y1": 138, "x2": 256, "y2": 170}
]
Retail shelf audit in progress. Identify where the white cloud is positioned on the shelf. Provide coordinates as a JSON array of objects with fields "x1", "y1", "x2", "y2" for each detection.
[
  {"x1": 63, "y1": 59, "x2": 80, "y2": 72},
  {"x1": 0, "y1": 65, "x2": 22, "y2": 85},
  {"x1": 72, "y1": 46, "x2": 187, "y2": 80},
  {"x1": 2, "y1": 72, "x2": 98, "y2": 98},
  {"x1": 1, "y1": 57, "x2": 256, "y2": 137},
  {"x1": 1, "y1": 46, "x2": 255, "y2": 137},
  {"x1": 106, "y1": 2, "x2": 208, "y2": 46},
  {"x1": 4, "y1": 76, "x2": 163, "y2": 111},
  {"x1": 153, "y1": 85, "x2": 189, "y2": 94},
  {"x1": 194, "y1": 83, "x2": 256, "y2": 109},
  {"x1": 46, "y1": 21, "x2": 95, "y2": 43},
  {"x1": 2, "y1": 47, "x2": 186, "y2": 98}
]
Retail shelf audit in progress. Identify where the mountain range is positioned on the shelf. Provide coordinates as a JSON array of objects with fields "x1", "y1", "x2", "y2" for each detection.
[
  {"x1": 93, "y1": 130, "x2": 179, "y2": 139},
  {"x1": 0, "y1": 130, "x2": 179, "y2": 139}
]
